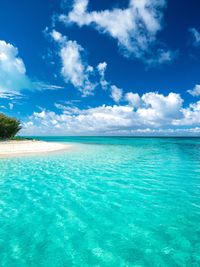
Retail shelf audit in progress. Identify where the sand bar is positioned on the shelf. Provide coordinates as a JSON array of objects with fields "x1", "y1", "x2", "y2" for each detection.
[{"x1": 0, "y1": 140, "x2": 71, "y2": 157}]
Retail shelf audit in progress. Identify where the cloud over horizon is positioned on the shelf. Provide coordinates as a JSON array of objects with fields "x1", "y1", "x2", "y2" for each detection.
[{"x1": 21, "y1": 91, "x2": 200, "y2": 136}]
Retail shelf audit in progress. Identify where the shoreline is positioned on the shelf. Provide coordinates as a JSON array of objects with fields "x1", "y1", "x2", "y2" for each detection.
[{"x1": 0, "y1": 140, "x2": 72, "y2": 158}]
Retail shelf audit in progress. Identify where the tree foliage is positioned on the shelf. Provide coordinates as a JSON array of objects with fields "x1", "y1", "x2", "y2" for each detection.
[{"x1": 0, "y1": 113, "x2": 22, "y2": 140}]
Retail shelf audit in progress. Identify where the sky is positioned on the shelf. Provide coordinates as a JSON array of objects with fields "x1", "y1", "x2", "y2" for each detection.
[{"x1": 0, "y1": 0, "x2": 200, "y2": 136}]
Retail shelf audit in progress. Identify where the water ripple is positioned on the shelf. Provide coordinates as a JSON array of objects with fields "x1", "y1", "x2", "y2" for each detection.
[{"x1": 0, "y1": 138, "x2": 200, "y2": 266}]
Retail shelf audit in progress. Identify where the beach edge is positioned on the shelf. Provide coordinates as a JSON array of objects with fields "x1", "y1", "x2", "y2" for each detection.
[{"x1": 0, "y1": 140, "x2": 72, "y2": 158}]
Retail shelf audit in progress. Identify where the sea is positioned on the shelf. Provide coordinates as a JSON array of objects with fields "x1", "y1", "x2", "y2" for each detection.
[{"x1": 0, "y1": 137, "x2": 200, "y2": 266}]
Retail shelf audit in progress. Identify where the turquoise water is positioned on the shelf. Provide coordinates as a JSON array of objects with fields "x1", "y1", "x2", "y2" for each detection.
[{"x1": 0, "y1": 137, "x2": 200, "y2": 266}]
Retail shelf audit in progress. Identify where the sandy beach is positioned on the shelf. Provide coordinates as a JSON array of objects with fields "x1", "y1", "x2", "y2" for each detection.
[{"x1": 0, "y1": 140, "x2": 71, "y2": 157}]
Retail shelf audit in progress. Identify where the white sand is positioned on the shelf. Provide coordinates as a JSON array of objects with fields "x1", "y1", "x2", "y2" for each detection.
[{"x1": 0, "y1": 140, "x2": 71, "y2": 157}]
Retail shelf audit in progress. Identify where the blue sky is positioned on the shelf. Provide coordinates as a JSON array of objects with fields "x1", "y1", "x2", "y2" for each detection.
[{"x1": 0, "y1": 0, "x2": 200, "y2": 135}]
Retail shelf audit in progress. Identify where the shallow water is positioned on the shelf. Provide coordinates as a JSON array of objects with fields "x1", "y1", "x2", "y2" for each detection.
[{"x1": 0, "y1": 137, "x2": 200, "y2": 266}]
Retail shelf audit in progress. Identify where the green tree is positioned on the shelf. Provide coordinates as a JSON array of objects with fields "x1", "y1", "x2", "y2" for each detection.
[{"x1": 0, "y1": 113, "x2": 22, "y2": 140}]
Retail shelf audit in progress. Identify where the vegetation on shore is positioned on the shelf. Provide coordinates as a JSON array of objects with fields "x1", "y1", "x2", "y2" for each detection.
[{"x1": 0, "y1": 113, "x2": 22, "y2": 140}]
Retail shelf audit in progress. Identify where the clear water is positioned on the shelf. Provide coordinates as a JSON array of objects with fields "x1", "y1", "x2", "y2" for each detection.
[{"x1": 0, "y1": 137, "x2": 200, "y2": 267}]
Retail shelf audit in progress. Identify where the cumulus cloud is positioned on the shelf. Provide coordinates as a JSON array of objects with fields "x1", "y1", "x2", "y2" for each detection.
[
  {"x1": 60, "y1": 40, "x2": 93, "y2": 90},
  {"x1": 111, "y1": 85, "x2": 123, "y2": 102},
  {"x1": 139, "y1": 92, "x2": 183, "y2": 123},
  {"x1": 60, "y1": 0, "x2": 174, "y2": 64},
  {"x1": 97, "y1": 62, "x2": 107, "y2": 76},
  {"x1": 189, "y1": 28, "x2": 200, "y2": 46},
  {"x1": 0, "y1": 39, "x2": 64, "y2": 99},
  {"x1": 97, "y1": 62, "x2": 109, "y2": 90},
  {"x1": 147, "y1": 49, "x2": 176, "y2": 65},
  {"x1": 51, "y1": 30, "x2": 96, "y2": 96},
  {"x1": 188, "y1": 84, "x2": 200, "y2": 97},
  {"x1": 52, "y1": 30, "x2": 113, "y2": 96},
  {"x1": 174, "y1": 101, "x2": 200, "y2": 126},
  {"x1": 22, "y1": 105, "x2": 133, "y2": 135},
  {"x1": 0, "y1": 40, "x2": 30, "y2": 97},
  {"x1": 125, "y1": 92, "x2": 141, "y2": 108},
  {"x1": 51, "y1": 31, "x2": 123, "y2": 96},
  {"x1": 21, "y1": 92, "x2": 200, "y2": 135}
]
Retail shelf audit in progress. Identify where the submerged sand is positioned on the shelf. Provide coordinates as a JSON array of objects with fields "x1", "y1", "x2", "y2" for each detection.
[{"x1": 0, "y1": 140, "x2": 71, "y2": 157}]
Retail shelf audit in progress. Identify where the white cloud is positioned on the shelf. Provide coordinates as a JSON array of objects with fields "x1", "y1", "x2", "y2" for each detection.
[
  {"x1": 51, "y1": 31, "x2": 123, "y2": 96},
  {"x1": 97, "y1": 62, "x2": 107, "y2": 76},
  {"x1": 189, "y1": 28, "x2": 200, "y2": 46},
  {"x1": 52, "y1": 30, "x2": 103, "y2": 96},
  {"x1": 60, "y1": 0, "x2": 174, "y2": 64},
  {"x1": 97, "y1": 62, "x2": 109, "y2": 90},
  {"x1": 21, "y1": 92, "x2": 200, "y2": 135},
  {"x1": 139, "y1": 92, "x2": 183, "y2": 124},
  {"x1": 22, "y1": 105, "x2": 133, "y2": 135},
  {"x1": 51, "y1": 30, "x2": 65, "y2": 42},
  {"x1": 0, "y1": 40, "x2": 31, "y2": 97},
  {"x1": 147, "y1": 49, "x2": 176, "y2": 65},
  {"x1": 0, "y1": 39, "x2": 64, "y2": 99},
  {"x1": 174, "y1": 101, "x2": 200, "y2": 126},
  {"x1": 111, "y1": 85, "x2": 123, "y2": 102},
  {"x1": 125, "y1": 92, "x2": 141, "y2": 108},
  {"x1": 188, "y1": 84, "x2": 200, "y2": 97},
  {"x1": 125, "y1": 92, "x2": 183, "y2": 123},
  {"x1": 60, "y1": 40, "x2": 86, "y2": 87},
  {"x1": 32, "y1": 82, "x2": 64, "y2": 91}
]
